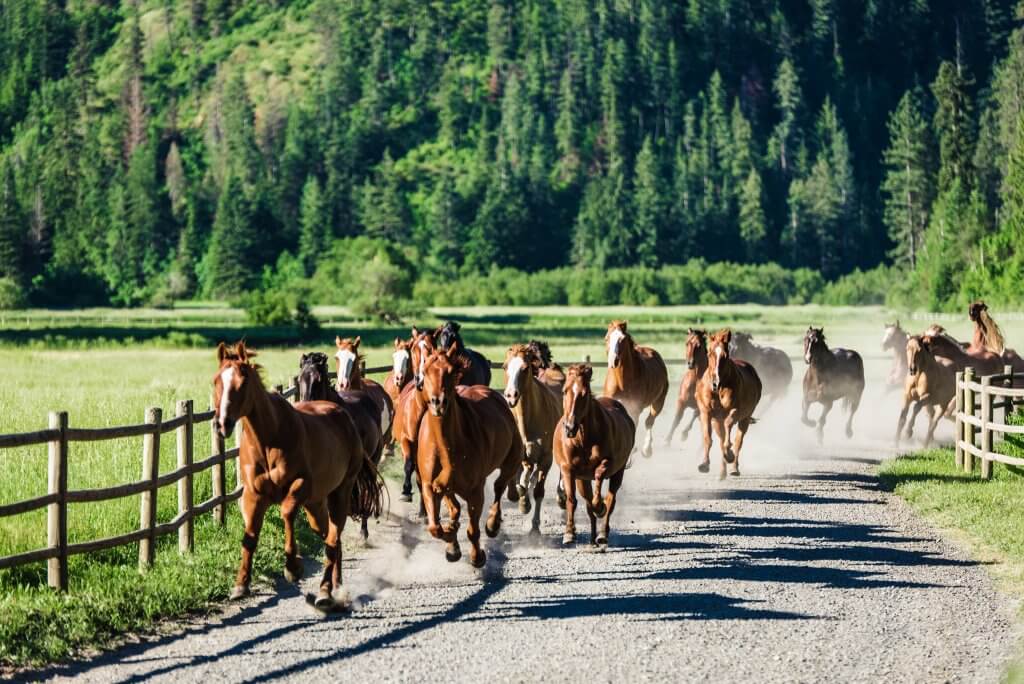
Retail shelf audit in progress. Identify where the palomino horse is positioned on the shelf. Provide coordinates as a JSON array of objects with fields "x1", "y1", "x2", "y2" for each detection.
[
  {"x1": 526, "y1": 339, "x2": 566, "y2": 396},
  {"x1": 895, "y1": 336, "x2": 956, "y2": 447},
  {"x1": 297, "y1": 352, "x2": 384, "y2": 542},
  {"x1": 393, "y1": 328, "x2": 437, "y2": 503},
  {"x1": 417, "y1": 348, "x2": 522, "y2": 567},
  {"x1": 335, "y1": 336, "x2": 395, "y2": 453},
  {"x1": 696, "y1": 330, "x2": 762, "y2": 478},
  {"x1": 969, "y1": 301, "x2": 1024, "y2": 372},
  {"x1": 922, "y1": 326, "x2": 1005, "y2": 376},
  {"x1": 603, "y1": 320, "x2": 669, "y2": 458},
  {"x1": 801, "y1": 327, "x2": 865, "y2": 444},
  {"x1": 214, "y1": 342, "x2": 383, "y2": 609},
  {"x1": 435, "y1": 320, "x2": 493, "y2": 386},
  {"x1": 664, "y1": 328, "x2": 707, "y2": 445},
  {"x1": 729, "y1": 331, "x2": 792, "y2": 411},
  {"x1": 554, "y1": 364, "x2": 635, "y2": 547},
  {"x1": 882, "y1": 321, "x2": 909, "y2": 392},
  {"x1": 503, "y1": 344, "x2": 561, "y2": 534}
]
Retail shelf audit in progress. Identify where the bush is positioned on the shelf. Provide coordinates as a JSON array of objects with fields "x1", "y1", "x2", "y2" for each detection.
[
  {"x1": 0, "y1": 277, "x2": 26, "y2": 309},
  {"x1": 815, "y1": 265, "x2": 898, "y2": 306},
  {"x1": 313, "y1": 237, "x2": 421, "y2": 320},
  {"x1": 241, "y1": 254, "x2": 321, "y2": 334}
]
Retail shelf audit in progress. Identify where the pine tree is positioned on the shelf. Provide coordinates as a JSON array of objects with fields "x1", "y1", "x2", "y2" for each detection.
[
  {"x1": 298, "y1": 175, "x2": 329, "y2": 275},
  {"x1": 359, "y1": 150, "x2": 410, "y2": 243},
  {"x1": 932, "y1": 60, "x2": 975, "y2": 194},
  {"x1": 770, "y1": 58, "x2": 802, "y2": 174},
  {"x1": 632, "y1": 136, "x2": 664, "y2": 267},
  {"x1": 0, "y1": 162, "x2": 23, "y2": 283},
  {"x1": 201, "y1": 174, "x2": 259, "y2": 298},
  {"x1": 739, "y1": 169, "x2": 766, "y2": 261}
]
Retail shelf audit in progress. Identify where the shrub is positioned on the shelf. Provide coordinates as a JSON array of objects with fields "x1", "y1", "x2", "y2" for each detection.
[{"x1": 0, "y1": 277, "x2": 26, "y2": 309}]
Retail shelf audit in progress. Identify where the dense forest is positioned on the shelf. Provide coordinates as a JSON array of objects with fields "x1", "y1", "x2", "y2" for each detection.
[{"x1": 0, "y1": 0, "x2": 1022, "y2": 312}]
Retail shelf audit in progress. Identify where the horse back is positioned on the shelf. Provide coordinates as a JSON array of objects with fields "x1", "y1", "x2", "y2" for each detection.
[
  {"x1": 460, "y1": 348, "x2": 493, "y2": 387},
  {"x1": 392, "y1": 382, "x2": 425, "y2": 446},
  {"x1": 733, "y1": 359, "x2": 763, "y2": 409},
  {"x1": 292, "y1": 401, "x2": 365, "y2": 498},
  {"x1": 595, "y1": 396, "x2": 636, "y2": 469},
  {"x1": 333, "y1": 390, "x2": 385, "y2": 465}
]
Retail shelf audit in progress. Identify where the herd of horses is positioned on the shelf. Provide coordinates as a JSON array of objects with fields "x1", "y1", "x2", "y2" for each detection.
[{"x1": 210, "y1": 301, "x2": 1015, "y2": 611}]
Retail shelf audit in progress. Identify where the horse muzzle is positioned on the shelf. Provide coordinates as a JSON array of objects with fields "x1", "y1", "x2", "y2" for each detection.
[
  {"x1": 218, "y1": 417, "x2": 236, "y2": 439},
  {"x1": 908, "y1": 365, "x2": 918, "y2": 376},
  {"x1": 428, "y1": 397, "x2": 447, "y2": 417},
  {"x1": 564, "y1": 422, "x2": 580, "y2": 438},
  {"x1": 337, "y1": 380, "x2": 351, "y2": 392},
  {"x1": 504, "y1": 391, "x2": 520, "y2": 408}
]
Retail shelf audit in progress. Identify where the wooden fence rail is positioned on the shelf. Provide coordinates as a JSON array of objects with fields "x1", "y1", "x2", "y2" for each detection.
[{"x1": 955, "y1": 364, "x2": 1024, "y2": 479}]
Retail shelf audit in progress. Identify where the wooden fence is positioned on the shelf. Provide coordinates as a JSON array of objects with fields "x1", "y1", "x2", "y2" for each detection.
[{"x1": 955, "y1": 365, "x2": 1024, "y2": 479}]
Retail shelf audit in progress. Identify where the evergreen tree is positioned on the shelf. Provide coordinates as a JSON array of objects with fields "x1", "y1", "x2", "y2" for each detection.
[
  {"x1": 932, "y1": 60, "x2": 975, "y2": 194},
  {"x1": 201, "y1": 174, "x2": 260, "y2": 298},
  {"x1": 298, "y1": 175, "x2": 329, "y2": 275},
  {"x1": 0, "y1": 162, "x2": 23, "y2": 283},
  {"x1": 359, "y1": 150, "x2": 410, "y2": 243},
  {"x1": 632, "y1": 136, "x2": 664, "y2": 267},
  {"x1": 739, "y1": 169, "x2": 767, "y2": 261}
]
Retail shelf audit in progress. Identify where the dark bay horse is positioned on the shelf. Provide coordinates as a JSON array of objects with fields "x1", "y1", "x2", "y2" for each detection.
[
  {"x1": 696, "y1": 330, "x2": 762, "y2": 478},
  {"x1": 214, "y1": 342, "x2": 383, "y2": 610},
  {"x1": 801, "y1": 327, "x2": 865, "y2": 444},
  {"x1": 664, "y1": 328, "x2": 707, "y2": 445},
  {"x1": 603, "y1": 320, "x2": 669, "y2": 458},
  {"x1": 393, "y1": 328, "x2": 437, "y2": 503},
  {"x1": 969, "y1": 301, "x2": 1024, "y2": 372},
  {"x1": 417, "y1": 348, "x2": 522, "y2": 567},
  {"x1": 527, "y1": 339, "x2": 566, "y2": 396},
  {"x1": 729, "y1": 331, "x2": 792, "y2": 411},
  {"x1": 335, "y1": 336, "x2": 395, "y2": 451},
  {"x1": 882, "y1": 321, "x2": 909, "y2": 392},
  {"x1": 553, "y1": 364, "x2": 634, "y2": 547},
  {"x1": 896, "y1": 336, "x2": 956, "y2": 447},
  {"x1": 436, "y1": 320, "x2": 493, "y2": 387},
  {"x1": 503, "y1": 344, "x2": 561, "y2": 534},
  {"x1": 297, "y1": 352, "x2": 384, "y2": 542}
]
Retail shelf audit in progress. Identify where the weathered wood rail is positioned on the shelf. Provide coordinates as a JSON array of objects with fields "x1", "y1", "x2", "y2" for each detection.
[{"x1": 955, "y1": 365, "x2": 1024, "y2": 479}]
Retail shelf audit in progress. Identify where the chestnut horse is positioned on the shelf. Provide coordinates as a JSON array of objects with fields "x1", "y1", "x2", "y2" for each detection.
[
  {"x1": 696, "y1": 330, "x2": 762, "y2": 478},
  {"x1": 417, "y1": 348, "x2": 522, "y2": 567},
  {"x1": 435, "y1": 320, "x2": 493, "y2": 387},
  {"x1": 335, "y1": 336, "x2": 395, "y2": 453},
  {"x1": 526, "y1": 339, "x2": 565, "y2": 396},
  {"x1": 384, "y1": 337, "x2": 413, "y2": 407},
  {"x1": 729, "y1": 331, "x2": 793, "y2": 411},
  {"x1": 554, "y1": 364, "x2": 635, "y2": 547},
  {"x1": 214, "y1": 342, "x2": 383, "y2": 610},
  {"x1": 969, "y1": 301, "x2": 1024, "y2": 372},
  {"x1": 393, "y1": 328, "x2": 436, "y2": 503},
  {"x1": 921, "y1": 326, "x2": 1005, "y2": 376},
  {"x1": 503, "y1": 344, "x2": 561, "y2": 534},
  {"x1": 801, "y1": 327, "x2": 865, "y2": 444},
  {"x1": 882, "y1": 321, "x2": 909, "y2": 392},
  {"x1": 895, "y1": 336, "x2": 956, "y2": 447},
  {"x1": 297, "y1": 352, "x2": 384, "y2": 542},
  {"x1": 664, "y1": 328, "x2": 707, "y2": 445},
  {"x1": 603, "y1": 320, "x2": 669, "y2": 458}
]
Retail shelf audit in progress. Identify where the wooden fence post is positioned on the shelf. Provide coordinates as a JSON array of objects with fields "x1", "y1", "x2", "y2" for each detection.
[
  {"x1": 963, "y1": 367, "x2": 976, "y2": 473},
  {"x1": 274, "y1": 383, "x2": 284, "y2": 395},
  {"x1": 1003, "y1": 364, "x2": 1014, "y2": 425},
  {"x1": 211, "y1": 407, "x2": 226, "y2": 526},
  {"x1": 980, "y1": 377, "x2": 994, "y2": 480},
  {"x1": 138, "y1": 407, "x2": 162, "y2": 571},
  {"x1": 47, "y1": 411, "x2": 68, "y2": 591},
  {"x1": 954, "y1": 371, "x2": 964, "y2": 469},
  {"x1": 292, "y1": 375, "x2": 300, "y2": 402},
  {"x1": 176, "y1": 400, "x2": 194, "y2": 553},
  {"x1": 584, "y1": 354, "x2": 591, "y2": 364}
]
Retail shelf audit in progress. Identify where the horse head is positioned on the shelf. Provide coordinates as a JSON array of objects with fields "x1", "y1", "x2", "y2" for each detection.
[
  {"x1": 526, "y1": 339, "x2": 554, "y2": 374},
  {"x1": 298, "y1": 351, "x2": 331, "y2": 402},
  {"x1": 906, "y1": 336, "x2": 926, "y2": 376},
  {"x1": 882, "y1": 320, "x2": 903, "y2": 350},
  {"x1": 562, "y1": 364, "x2": 594, "y2": 438},
  {"x1": 730, "y1": 331, "x2": 753, "y2": 357},
  {"x1": 421, "y1": 346, "x2": 466, "y2": 417},
  {"x1": 606, "y1": 320, "x2": 631, "y2": 369},
  {"x1": 213, "y1": 341, "x2": 263, "y2": 438},
  {"x1": 804, "y1": 327, "x2": 827, "y2": 365},
  {"x1": 436, "y1": 320, "x2": 463, "y2": 353},
  {"x1": 685, "y1": 328, "x2": 707, "y2": 370},
  {"x1": 969, "y1": 301, "x2": 988, "y2": 322},
  {"x1": 391, "y1": 337, "x2": 413, "y2": 387},
  {"x1": 503, "y1": 344, "x2": 535, "y2": 408},
  {"x1": 707, "y1": 329, "x2": 733, "y2": 391},
  {"x1": 411, "y1": 326, "x2": 437, "y2": 389},
  {"x1": 334, "y1": 335, "x2": 363, "y2": 391}
]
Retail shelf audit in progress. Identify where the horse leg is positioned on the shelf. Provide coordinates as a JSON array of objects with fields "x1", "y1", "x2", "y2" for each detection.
[
  {"x1": 698, "y1": 409, "x2": 712, "y2": 473},
  {"x1": 556, "y1": 472, "x2": 566, "y2": 510},
  {"x1": 488, "y1": 446, "x2": 520, "y2": 538},
  {"x1": 317, "y1": 486, "x2": 351, "y2": 609},
  {"x1": 664, "y1": 398, "x2": 686, "y2": 446},
  {"x1": 713, "y1": 418, "x2": 729, "y2": 480},
  {"x1": 923, "y1": 404, "x2": 941, "y2": 447},
  {"x1": 895, "y1": 396, "x2": 911, "y2": 447},
  {"x1": 643, "y1": 382, "x2": 668, "y2": 457},
  {"x1": 443, "y1": 495, "x2": 463, "y2": 562},
  {"x1": 517, "y1": 457, "x2": 534, "y2": 515},
  {"x1": 280, "y1": 478, "x2": 310, "y2": 583},
  {"x1": 577, "y1": 479, "x2": 598, "y2": 546},
  {"x1": 731, "y1": 419, "x2": 751, "y2": 477},
  {"x1": 561, "y1": 467, "x2": 577, "y2": 544},
  {"x1": 598, "y1": 468, "x2": 625, "y2": 546},
  {"x1": 816, "y1": 400, "x2": 834, "y2": 445},
  {"x1": 465, "y1": 486, "x2": 487, "y2": 569},
  {"x1": 722, "y1": 411, "x2": 738, "y2": 464},
  {"x1": 231, "y1": 489, "x2": 269, "y2": 600},
  {"x1": 530, "y1": 463, "x2": 549, "y2": 536},
  {"x1": 422, "y1": 477, "x2": 459, "y2": 560},
  {"x1": 801, "y1": 396, "x2": 815, "y2": 428},
  {"x1": 400, "y1": 440, "x2": 416, "y2": 502},
  {"x1": 906, "y1": 400, "x2": 925, "y2": 441},
  {"x1": 682, "y1": 408, "x2": 700, "y2": 440},
  {"x1": 845, "y1": 388, "x2": 863, "y2": 439}
]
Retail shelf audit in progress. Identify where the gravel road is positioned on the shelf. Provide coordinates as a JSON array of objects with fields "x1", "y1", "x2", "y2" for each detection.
[{"x1": 24, "y1": 395, "x2": 1023, "y2": 683}]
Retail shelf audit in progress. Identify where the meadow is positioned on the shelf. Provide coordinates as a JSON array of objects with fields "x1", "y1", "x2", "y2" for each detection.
[{"x1": 0, "y1": 302, "x2": 1017, "y2": 667}]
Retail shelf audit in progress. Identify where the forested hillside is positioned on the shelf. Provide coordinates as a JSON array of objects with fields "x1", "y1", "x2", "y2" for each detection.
[{"x1": 0, "y1": 0, "x2": 1022, "y2": 310}]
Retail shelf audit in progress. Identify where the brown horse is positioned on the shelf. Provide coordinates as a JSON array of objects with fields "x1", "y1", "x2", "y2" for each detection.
[
  {"x1": 554, "y1": 364, "x2": 635, "y2": 547},
  {"x1": 503, "y1": 344, "x2": 561, "y2": 534},
  {"x1": 417, "y1": 348, "x2": 522, "y2": 567},
  {"x1": 297, "y1": 352, "x2": 384, "y2": 542},
  {"x1": 526, "y1": 339, "x2": 565, "y2": 396},
  {"x1": 882, "y1": 320, "x2": 909, "y2": 392},
  {"x1": 335, "y1": 336, "x2": 395, "y2": 455},
  {"x1": 383, "y1": 336, "x2": 413, "y2": 409},
  {"x1": 664, "y1": 328, "x2": 707, "y2": 445},
  {"x1": 695, "y1": 330, "x2": 762, "y2": 478},
  {"x1": 921, "y1": 326, "x2": 1005, "y2": 376},
  {"x1": 801, "y1": 327, "x2": 865, "y2": 444},
  {"x1": 969, "y1": 301, "x2": 1024, "y2": 372},
  {"x1": 895, "y1": 336, "x2": 956, "y2": 447},
  {"x1": 729, "y1": 331, "x2": 793, "y2": 411},
  {"x1": 214, "y1": 342, "x2": 383, "y2": 610},
  {"x1": 393, "y1": 328, "x2": 436, "y2": 503},
  {"x1": 603, "y1": 320, "x2": 669, "y2": 458}
]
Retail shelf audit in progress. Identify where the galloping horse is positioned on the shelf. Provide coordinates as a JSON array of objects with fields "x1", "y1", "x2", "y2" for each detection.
[
  {"x1": 969, "y1": 301, "x2": 1024, "y2": 372},
  {"x1": 801, "y1": 327, "x2": 865, "y2": 444},
  {"x1": 214, "y1": 342, "x2": 383, "y2": 609},
  {"x1": 696, "y1": 330, "x2": 762, "y2": 478},
  {"x1": 435, "y1": 320, "x2": 493, "y2": 387},
  {"x1": 729, "y1": 331, "x2": 792, "y2": 411},
  {"x1": 882, "y1": 321, "x2": 909, "y2": 392},
  {"x1": 503, "y1": 344, "x2": 561, "y2": 534},
  {"x1": 297, "y1": 352, "x2": 384, "y2": 542},
  {"x1": 553, "y1": 364, "x2": 635, "y2": 547},
  {"x1": 664, "y1": 328, "x2": 707, "y2": 445},
  {"x1": 393, "y1": 328, "x2": 436, "y2": 503},
  {"x1": 895, "y1": 336, "x2": 956, "y2": 447},
  {"x1": 526, "y1": 339, "x2": 565, "y2": 396},
  {"x1": 334, "y1": 336, "x2": 395, "y2": 453},
  {"x1": 417, "y1": 348, "x2": 522, "y2": 567},
  {"x1": 383, "y1": 337, "x2": 413, "y2": 408},
  {"x1": 603, "y1": 320, "x2": 669, "y2": 458},
  {"x1": 922, "y1": 326, "x2": 1005, "y2": 376}
]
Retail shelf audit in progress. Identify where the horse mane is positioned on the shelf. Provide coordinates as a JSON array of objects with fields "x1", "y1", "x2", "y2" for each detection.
[
  {"x1": 565, "y1": 363, "x2": 593, "y2": 382},
  {"x1": 302, "y1": 351, "x2": 330, "y2": 369},
  {"x1": 609, "y1": 320, "x2": 628, "y2": 333},
  {"x1": 335, "y1": 337, "x2": 367, "y2": 363},
  {"x1": 526, "y1": 339, "x2": 554, "y2": 368},
  {"x1": 977, "y1": 308, "x2": 1006, "y2": 355},
  {"x1": 218, "y1": 342, "x2": 266, "y2": 381},
  {"x1": 507, "y1": 343, "x2": 535, "y2": 361},
  {"x1": 924, "y1": 325, "x2": 963, "y2": 351}
]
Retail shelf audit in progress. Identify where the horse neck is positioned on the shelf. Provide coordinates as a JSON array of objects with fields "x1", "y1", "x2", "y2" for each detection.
[
  {"x1": 510, "y1": 374, "x2": 543, "y2": 437},
  {"x1": 810, "y1": 345, "x2": 835, "y2": 370},
  {"x1": 348, "y1": 363, "x2": 366, "y2": 389},
  {"x1": 242, "y1": 383, "x2": 293, "y2": 451},
  {"x1": 577, "y1": 398, "x2": 608, "y2": 447},
  {"x1": 606, "y1": 342, "x2": 637, "y2": 391},
  {"x1": 691, "y1": 351, "x2": 708, "y2": 375},
  {"x1": 717, "y1": 357, "x2": 740, "y2": 385},
  {"x1": 890, "y1": 332, "x2": 908, "y2": 358}
]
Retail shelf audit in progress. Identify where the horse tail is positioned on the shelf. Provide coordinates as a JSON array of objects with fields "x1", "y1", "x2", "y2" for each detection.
[{"x1": 350, "y1": 452, "x2": 387, "y2": 522}]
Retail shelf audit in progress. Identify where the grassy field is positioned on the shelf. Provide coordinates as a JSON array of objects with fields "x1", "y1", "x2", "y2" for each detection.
[{"x1": 0, "y1": 302, "x2": 1013, "y2": 667}]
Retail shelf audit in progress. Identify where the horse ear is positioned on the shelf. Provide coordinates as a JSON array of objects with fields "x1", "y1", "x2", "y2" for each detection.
[
  {"x1": 236, "y1": 341, "x2": 248, "y2": 363},
  {"x1": 394, "y1": 337, "x2": 402, "y2": 348},
  {"x1": 582, "y1": 365, "x2": 593, "y2": 383},
  {"x1": 335, "y1": 335, "x2": 343, "y2": 348},
  {"x1": 411, "y1": 326, "x2": 420, "y2": 337},
  {"x1": 723, "y1": 329, "x2": 733, "y2": 345},
  {"x1": 445, "y1": 345, "x2": 459, "y2": 360},
  {"x1": 300, "y1": 353, "x2": 308, "y2": 366},
  {"x1": 217, "y1": 342, "x2": 228, "y2": 363},
  {"x1": 621, "y1": 321, "x2": 628, "y2": 332},
  {"x1": 353, "y1": 335, "x2": 361, "y2": 348}
]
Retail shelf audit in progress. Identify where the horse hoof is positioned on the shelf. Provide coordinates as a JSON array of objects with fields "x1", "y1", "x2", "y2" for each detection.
[
  {"x1": 528, "y1": 526, "x2": 542, "y2": 538},
  {"x1": 592, "y1": 502, "x2": 607, "y2": 518},
  {"x1": 400, "y1": 493, "x2": 413, "y2": 503},
  {"x1": 485, "y1": 517, "x2": 501, "y2": 538},
  {"x1": 595, "y1": 535, "x2": 608, "y2": 546},
  {"x1": 642, "y1": 447, "x2": 653, "y2": 459},
  {"x1": 562, "y1": 532, "x2": 576, "y2": 545},
  {"x1": 314, "y1": 590, "x2": 334, "y2": 611},
  {"x1": 698, "y1": 461, "x2": 710, "y2": 473},
  {"x1": 470, "y1": 550, "x2": 487, "y2": 569},
  {"x1": 284, "y1": 562, "x2": 303, "y2": 583},
  {"x1": 729, "y1": 469, "x2": 741, "y2": 477},
  {"x1": 445, "y1": 544, "x2": 462, "y2": 563},
  {"x1": 718, "y1": 472, "x2": 727, "y2": 481},
  {"x1": 624, "y1": 457, "x2": 634, "y2": 470},
  {"x1": 518, "y1": 495, "x2": 531, "y2": 515},
  {"x1": 331, "y1": 587, "x2": 352, "y2": 610},
  {"x1": 846, "y1": 428, "x2": 854, "y2": 439},
  {"x1": 801, "y1": 418, "x2": 815, "y2": 428},
  {"x1": 723, "y1": 449, "x2": 735, "y2": 464},
  {"x1": 229, "y1": 584, "x2": 249, "y2": 601}
]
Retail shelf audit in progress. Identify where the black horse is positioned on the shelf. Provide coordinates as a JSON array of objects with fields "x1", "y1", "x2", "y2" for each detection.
[
  {"x1": 435, "y1": 320, "x2": 492, "y2": 386},
  {"x1": 298, "y1": 353, "x2": 385, "y2": 540},
  {"x1": 800, "y1": 327, "x2": 865, "y2": 444},
  {"x1": 730, "y1": 331, "x2": 793, "y2": 412}
]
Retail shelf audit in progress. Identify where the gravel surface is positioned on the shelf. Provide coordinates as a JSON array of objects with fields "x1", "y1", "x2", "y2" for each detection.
[{"x1": 23, "y1": 399, "x2": 1022, "y2": 683}]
